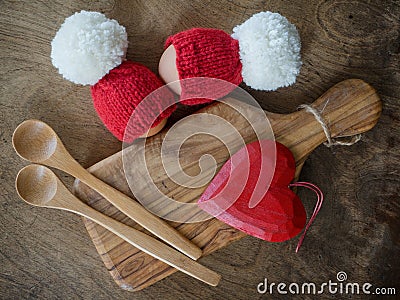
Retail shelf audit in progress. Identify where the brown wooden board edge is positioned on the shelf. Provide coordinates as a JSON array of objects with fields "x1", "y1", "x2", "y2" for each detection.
[{"x1": 72, "y1": 152, "x2": 247, "y2": 291}]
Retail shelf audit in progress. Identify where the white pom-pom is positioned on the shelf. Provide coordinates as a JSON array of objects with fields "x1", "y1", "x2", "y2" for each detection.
[
  {"x1": 51, "y1": 11, "x2": 128, "y2": 85},
  {"x1": 231, "y1": 11, "x2": 302, "y2": 91}
]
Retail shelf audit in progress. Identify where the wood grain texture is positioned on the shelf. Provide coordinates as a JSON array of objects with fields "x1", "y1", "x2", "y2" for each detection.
[
  {"x1": 1, "y1": 0, "x2": 399, "y2": 299},
  {"x1": 12, "y1": 119, "x2": 202, "y2": 260},
  {"x1": 73, "y1": 79, "x2": 381, "y2": 291},
  {"x1": 15, "y1": 165, "x2": 220, "y2": 287}
]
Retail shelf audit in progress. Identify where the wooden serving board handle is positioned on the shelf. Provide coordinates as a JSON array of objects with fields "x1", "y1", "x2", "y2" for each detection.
[
  {"x1": 267, "y1": 78, "x2": 382, "y2": 177},
  {"x1": 126, "y1": 79, "x2": 381, "y2": 223},
  {"x1": 73, "y1": 79, "x2": 381, "y2": 291}
]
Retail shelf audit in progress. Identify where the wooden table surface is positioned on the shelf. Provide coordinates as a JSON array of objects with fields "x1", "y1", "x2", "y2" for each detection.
[{"x1": 1, "y1": 1, "x2": 399, "y2": 299}]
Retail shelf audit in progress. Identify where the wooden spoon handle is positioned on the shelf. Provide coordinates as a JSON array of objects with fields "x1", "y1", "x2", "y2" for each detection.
[
  {"x1": 57, "y1": 192, "x2": 220, "y2": 286},
  {"x1": 41, "y1": 129, "x2": 202, "y2": 260},
  {"x1": 56, "y1": 155, "x2": 202, "y2": 260}
]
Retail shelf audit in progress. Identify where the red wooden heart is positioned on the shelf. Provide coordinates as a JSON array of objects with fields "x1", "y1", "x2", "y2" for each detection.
[{"x1": 198, "y1": 140, "x2": 306, "y2": 242}]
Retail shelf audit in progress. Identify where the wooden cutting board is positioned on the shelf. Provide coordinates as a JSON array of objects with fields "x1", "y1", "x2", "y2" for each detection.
[{"x1": 73, "y1": 79, "x2": 381, "y2": 291}]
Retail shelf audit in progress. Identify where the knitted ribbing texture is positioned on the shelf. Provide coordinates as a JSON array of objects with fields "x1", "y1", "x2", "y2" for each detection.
[
  {"x1": 165, "y1": 28, "x2": 242, "y2": 105},
  {"x1": 91, "y1": 61, "x2": 176, "y2": 142}
]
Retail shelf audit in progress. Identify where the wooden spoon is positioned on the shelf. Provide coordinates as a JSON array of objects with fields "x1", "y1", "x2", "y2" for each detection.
[
  {"x1": 15, "y1": 164, "x2": 220, "y2": 286},
  {"x1": 12, "y1": 120, "x2": 202, "y2": 260}
]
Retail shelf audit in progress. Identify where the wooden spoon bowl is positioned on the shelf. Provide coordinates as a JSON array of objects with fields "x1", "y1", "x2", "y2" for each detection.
[
  {"x1": 15, "y1": 164, "x2": 221, "y2": 286},
  {"x1": 16, "y1": 164, "x2": 57, "y2": 207},
  {"x1": 12, "y1": 120, "x2": 58, "y2": 163}
]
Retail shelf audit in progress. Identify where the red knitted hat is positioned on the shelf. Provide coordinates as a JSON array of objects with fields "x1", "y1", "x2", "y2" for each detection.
[
  {"x1": 161, "y1": 12, "x2": 303, "y2": 105},
  {"x1": 164, "y1": 28, "x2": 242, "y2": 105},
  {"x1": 51, "y1": 11, "x2": 176, "y2": 142},
  {"x1": 91, "y1": 61, "x2": 176, "y2": 142}
]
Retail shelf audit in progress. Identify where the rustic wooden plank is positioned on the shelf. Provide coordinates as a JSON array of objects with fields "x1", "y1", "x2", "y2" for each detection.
[{"x1": 1, "y1": 0, "x2": 399, "y2": 299}]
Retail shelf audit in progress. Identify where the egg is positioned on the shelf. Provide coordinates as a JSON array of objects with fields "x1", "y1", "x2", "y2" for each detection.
[{"x1": 158, "y1": 44, "x2": 181, "y2": 95}]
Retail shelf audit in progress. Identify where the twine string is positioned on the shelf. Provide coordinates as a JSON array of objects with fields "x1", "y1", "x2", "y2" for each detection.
[
  {"x1": 289, "y1": 182, "x2": 324, "y2": 253},
  {"x1": 298, "y1": 104, "x2": 361, "y2": 147},
  {"x1": 289, "y1": 103, "x2": 361, "y2": 252}
]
